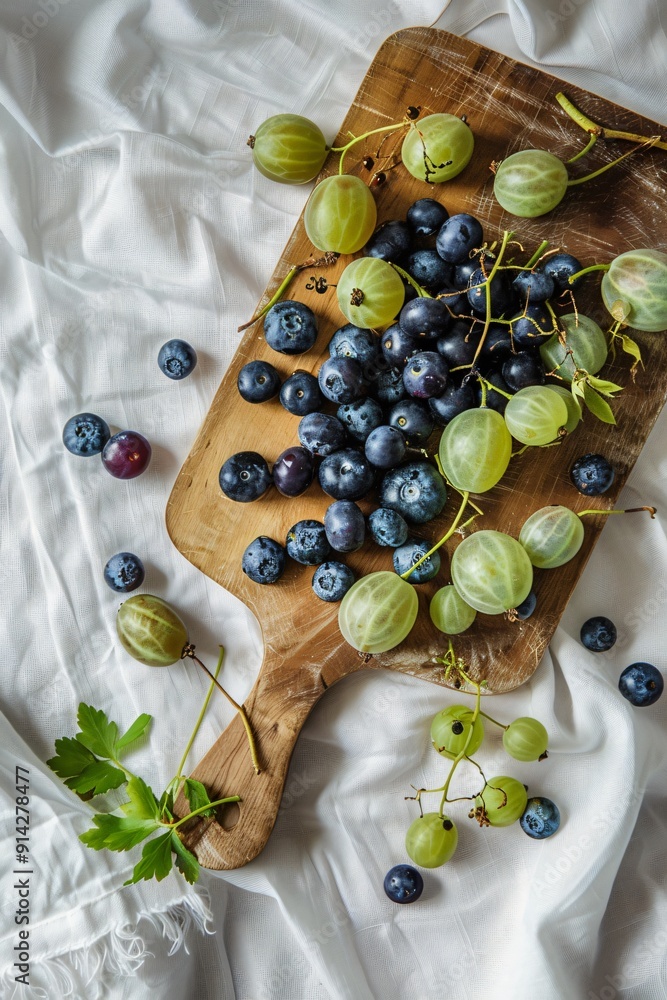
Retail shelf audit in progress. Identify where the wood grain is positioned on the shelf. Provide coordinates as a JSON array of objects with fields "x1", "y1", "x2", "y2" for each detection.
[{"x1": 166, "y1": 27, "x2": 667, "y2": 869}]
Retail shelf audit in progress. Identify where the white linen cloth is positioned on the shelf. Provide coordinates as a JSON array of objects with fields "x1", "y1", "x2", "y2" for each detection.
[{"x1": 0, "y1": 1, "x2": 666, "y2": 997}]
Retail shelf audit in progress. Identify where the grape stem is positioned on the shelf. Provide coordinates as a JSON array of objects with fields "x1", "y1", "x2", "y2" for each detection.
[
  {"x1": 556, "y1": 92, "x2": 667, "y2": 152},
  {"x1": 168, "y1": 796, "x2": 242, "y2": 831},
  {"x1": 478, "y1": 709, "x2": 507, "y2": 731},
  {"x1": 566, "y1": 132, "x2": 598, "y2": 164},
  {"x1": 469, "y1": 230, "x2": 514, "y2": 369},
  {"x1": 439, "y1": 677, "x2": 482, "y2": 816},
  {"x1": 400, "y1": 491, "x2": 471, "y2": 580},
  {"x1": 171, "y1": 645, "x2": 225, "y2": 794},
  {"x1": 182, "y1": 646, "x2": 261, "y2": 774},
  {"x1": 476, "y1": 374, "x2": 513, "y2": 401},
  {"x1": 524, "y1": 239, "x2": 550, "y2": 269},
  {"x1": 331, "y1": 122, "x2": 408, "y2": 175},
  {"x1": 567, "y1": 263, "x2": 610, "y2": 284},
  {"x1": 566, "y1": 136, "x2": 659, "y2": 187},
  {"x1": 578, "y1": 506, "x2": 657, "y2": 519},
  {"x1": 237, "y1": 252, "x2": 339, "y2": 332}
]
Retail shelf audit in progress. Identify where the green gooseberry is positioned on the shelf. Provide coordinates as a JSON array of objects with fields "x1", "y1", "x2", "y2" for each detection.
[{"x1": 116, "y1": 594, "x2": 189, "y2": 666}]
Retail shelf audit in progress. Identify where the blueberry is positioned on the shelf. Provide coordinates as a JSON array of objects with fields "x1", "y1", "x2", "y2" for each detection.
[
  {"x1": 324, "y1": 500, "x2": 365, "y2": 552},
  {"x1": 279, "y1": 371, "x2": 323, "y2": 416},
  {"x1": 403, "y1": 351, "x2": 449, "y2": 399},
  {"x1": 436, "y1": 213, "x2": 484, "y2": 264},
  {"x1": 477, "y1": 323, "x2": 513, "y2": 366},
  {"x1": 380, "y1": 462, "x2": 447, "y2": 524},
  {"x1": 453, "y1": 252, "x2": 495, "y2": 290},
  {"x1": 219, "y1": 451, "x2": 272, "y2": 503},
  {"x1": 272, "y1": 446, "x2": 315, "y2": 497},
  {"x1": 237, "y1": 360, "x2": 281, "y2": 403},
  {"x1": 298, "y1": 412, "x2": 347, "y2": 456},
  {"x1": 368, "y1": 508, "x2": 409, "y2": 548},
  {"x1": 512, "y1": 269, "x2": 555, "y2": 304},
  {"x1": 62, "y1": 412, "x2": 111, "y2": 457},
  {"x1": 515, "y1": 591, "x2": 537, "y2": 620},
  {"x1": 318, "y1": 357, "x2": 366, "y2": 405},
  {"x1": 520, "y1": 797, "x2": 561, "y2": 839},
  {"x1": 381, "y1": 324, "x2": 419, "y2": 368},
  {"x1": 318, "y1": 448, "x2": 375, "y2": 501},
  {"x1": 619, "y1": 662, "x2": 664, "y2": 707},
  {"x1": 364, "y1": 220, "x2": 413, "y2": 264},
  {"x1": 285, "y1": 520, "x2": 330, "y2": 566},
  {"x1": 103, "y1": 552, "x2": 145, "y2": 593},
  {"x1": 242, "y1": 536, "x2": 286, "y2": 584},
  {"x1": 502, "y1": 352, "x2": 545, "y2": 392},
  {"x1": 393, "y1": 537, "x2": 441, "y2": 583},
  {"x1": 399, "y1": 297, "x2": 450, "y2": 340},
  {"x1": 429, "y1": 381, "x2": 475, "y2": 425},
  {"x1": 337, "y1": 396, "x2": 384, "y2": 443},
  {"x1": 474, "y1": 369, "x2": 513, "y2": 414},
  {"x1": 509, "y1": 304, "x2": 554, "y2": 349},
  {"x1": 570, "y1": 454, "x2": 615, "y2": 495},
  {"x1": 264, "y1": 301, "x2": 318, "y2": 355},
  {"x1": 467, "y1": 268, "x2": 513, "y2": 316},
  {"x1": 328, "y1": 323, "x2": 381, "y2": 377},
  {"x1": 435, "y1": 320, "x2": 480, "y2": 369},
  {"x1": 157, "y1": 339, "x2": 197, "y2": 380},
  {"x1": 365, "y1": 425, "x2": 407, "y2": 469},
  {"x1": 388, "y1": 399, "x2": 434, "y2": 445},
  {"x1": 383, "y1": 864, "x2": 424, "y2": 904},
  {"x1": 406, "y1": 250, "x2": 452, "y2": 293},
  {"x1": 371, "y1": 366, "x2": 408, "y2": 406},
  {"x1": 312, "y1": 561, "x2": 356, "y2": 602},
  {"x1": 406, "y1": 197, "x2": 448, "y2": 237},
  {"x1": 540, "y1": 252, "x2": 583, "y2": 292},
  {"x1": 580, "y1": 616, "x2": 617, "y2": 652}
]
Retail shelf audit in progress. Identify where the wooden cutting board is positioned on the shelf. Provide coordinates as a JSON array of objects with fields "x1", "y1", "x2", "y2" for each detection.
[{"x1": 166, "y1": 27, "x2": 667, "y2": 869}]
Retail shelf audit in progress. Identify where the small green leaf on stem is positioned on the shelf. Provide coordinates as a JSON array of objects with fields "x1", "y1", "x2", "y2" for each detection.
[
  {"x1": 80, "y1": 814, "x2": 160, "y2": 853},
  {"x1": 585, "y1": 375, "x2": 624, "y2": 396},
  {"x1": 76, "y1": 704, "x2": 119, "y2": 759},
  {"x1": 122, "y1": 776, "x2": 161, "y2": 821},
  {"x1": 46, "y1": 737, "x2": 126, "y2": 796},
  {"x1": 183, "y1": 778, "x2": 216, "y2": 818},
  {"x1": 582, "y1": 383, "x2": 616, "y2": 423},
  {"x1": 115, "y1": 714, "x2": 153, "y2": 752},
  {"x1": 124, "y1": 832, "x2": 174, "y2": 885},
  {"x1": 171, "y1": 833, "x2": 200, "y2": 884}
]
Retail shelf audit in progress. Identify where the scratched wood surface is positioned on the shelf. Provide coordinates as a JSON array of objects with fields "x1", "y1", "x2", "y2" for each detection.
[{"x1": 166, "y1": 28, "x2": 667, "y2": 869}]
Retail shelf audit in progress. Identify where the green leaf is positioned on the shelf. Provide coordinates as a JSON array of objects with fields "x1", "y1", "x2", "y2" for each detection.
[
  {"x1": 69, "y1": 761, "x2": 127, "y2": 796},
  {"x1": 583, "y1": 383, "x2": 616, "y2": 424},
  {"x1": 115, "y1": 713, "x2": 152, "y2": 753},
  {"x1": 620, "y1": 334, "x2": 643, "y2": 369},
  {"x1": 183, "y1": 778, "x2": 216, "y2": 818},
  {"x1": 46, "y1": 736, "x2": 96, "y2": 779},
  {"x1": 121, "y1": 776, "x2": 161, "y2": 821},
  {"x1": 585, "y1": 375, "x2": 624, "y2": 396},
  {"x1": 159, "y1": 778, "x2": 179, "y2": 821},
  {"x1": 571, "y1": 379, "x2": 585, "y2": 402},
  {"x1": 124, "y1": 832, "x2": 174, "y2": 885},
  {"x1": 76, "y1": 704, "x2": 119, "y2": 759},
  {"x1": 80, "y1": 813, "x2": 160, "y2": 852},
  {"x1": 171, "y1": 833, "x2": 200, "y2": 884}
]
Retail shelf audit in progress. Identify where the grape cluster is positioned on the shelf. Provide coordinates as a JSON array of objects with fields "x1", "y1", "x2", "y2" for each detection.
[{"x1": 402, "y1": 664, "x2": 559, "y2": 872}]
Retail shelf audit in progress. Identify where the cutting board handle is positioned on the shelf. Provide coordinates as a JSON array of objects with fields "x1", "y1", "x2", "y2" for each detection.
[{"x1": 175, "y1": 653, "x2": 344, "y2": 869}]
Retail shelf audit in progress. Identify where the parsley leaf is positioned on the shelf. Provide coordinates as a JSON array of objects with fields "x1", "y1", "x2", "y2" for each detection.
[
  {"x1": 183, "y1": 778, "x2": 216, "y2": 817},
  {"x1": 71, "y1": 761, "x2": 127, "y2": 796},
  {"x1": 115, "y1": 713, "x2": 152, "y2": 752},
  {"x1": 171, "y1": 833, "x2": 200, "y2": 884},
  {"x1": 122, "y1": 776, "x2": 161, "y2": 821},
  {"x1": 124, "y1": 832, "x2": 174, "y2": 885},
  {"x1": 47, "y1": 736, "x2": 96, "y2": 778},
  {"x1": 76, "y1": 704, "x2": 119, "y2": 759},
  {"x1": 80, "y1": 814, "x2": 160, "y2": 852}
]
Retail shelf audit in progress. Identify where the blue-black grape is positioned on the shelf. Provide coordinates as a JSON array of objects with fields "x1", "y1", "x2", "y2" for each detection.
[
  {"x1": 467, "y1": 268, "x2": 514, "y2": 316},
  {"x1": 318, "y1": 357, "x2": 366, "y2": 404},
  {"x1": 429, "y1": 381, "x2": 475, "y2": 425},
  {"x1": 219, "y1": 451, "x2": 272, "y2": 503},
  {"x1": 367, "y1": 508, "x2": 409, "y2": 547},
  {"x1": 371, "y1": 367, "x2": 408, "y2": 406},
  {"x1": 328, "y1": 324, "x2": 380, "y2": 372},
  {"x1": 403, "y1": 352, "x2": 449, "y2": 399},
  {"x1": 324, "y1": 500, "x2": 365, "y2": 552},
  {"x1": 380, "y1": 462, "x2": 447, "y2": 524},
  {"x1": 298, "y1": 412, "x2": 347, "y2": 456},
  {"x1": 237, "y1": 360, "x2": 281, "y2": 403},
  {"x1": 453, "y1": 252, "x2": 495, "y2": 290},
  {"x1": 512, "y1": 269, "x2": 555, "y2": 304},
  {"x1": 502, "y1": 352, "x2": 545, "y2": 391},
  {"x1": 388, "y1": 399, "x2": 434, "y2": 444},
  {"x1": 318, "y1": 448, "x2": 375, "y2": 501},
  {"x1": 406, "y1": 250, "x2": 452, "y2": 293},
  {"x1": 510, "y1": 304, "x2": 554, "y2": 349},
  {"x1": 474, "y1": 370, "x2": 513, "y2": 413},
  {"x1": 381, "y1": 324, "x2": 419, "y2": 368},
  {"x1": 102, "y1": 431, "x2": 152, "y2": 479},
  {"x1": 477, "y1": 323, "x2": 513, "y2": 366},
  {"x1": 436, "y1": 320, "x2": 480, "y2": 368},
  {"x1": 279, "y1": 371, "x2": 323, "y2": 415},
  {"x1": 365, "y1": 425, "x2": 406, "y2": 469},
  {"x1": 364, "y1": 220, "x2": 413, "y2": 264},
  {"x1": 399, "y1": 297, "x2": 450, "y2": 340},
  {"x1": 436, "y1": 213, "x2": 484, "y2": 264},
  {"x1": 272, "y1": 446, "x2": 315, "y2": 497},
  {"x1": 407, "y1": 197, "x2": 448, "y2": 237},
  {"x1": 541, "y1": 252, "x2": 583, "y2": 292}
]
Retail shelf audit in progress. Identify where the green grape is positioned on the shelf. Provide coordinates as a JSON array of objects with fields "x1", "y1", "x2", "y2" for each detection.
[
  {"x1": 504, "y1": 385, "x2": 569, "y2": 446},
  {"x1": 338, "y1": 571, "x2": 418, "y2": 653},
  {"x1": 116, "y1": 594, "x2": 188, "y2": 666},
  {"x1": 475, "y1": 776, "x2": 527, "y2": 827},
  {"x1": 545, "y1": 385, "x2": 582, "y2": 433},
  {"x1": 405, "y1": 812, "x2": 458, "y2": 867},
  {"x1": 304, "y1": 174, "x2": 377, "y2": 254},
  {"x1": 539, "y1": 313, "x2": 607, "y2": 382},
  {"x1": 430, "y1": 705, "x2": 484, "y2": 759},
  {"x1": 336, "y1": 257, "x2": 405, "y2": 328},
  {"x1": 519, "y1": 505, "x2": 584, "y2": 569},
  {"x1": 601, "y1": 249, "x2": 667, "y2": 332},
  {"x1": 438, "y1": 408, "x2": 512, "y2": 494},
  {"x1": 493, "y1": 149, "x2": 568, "y2": 218},
  {"x1": 401, "y1": 113, "x2": 474, "y2": 183},
  {"x1": 503, "y1": 717, "x2": 549, "y2": 761},
  {"x1": 429, "y1": 585, "x2": 477, "y2": 635},
  {"x1": 251, "y1": 114, "x2": 328, "y2": 185},
  {"x1": 450, "y1": 530, "x2": 533, "y2": 615}
]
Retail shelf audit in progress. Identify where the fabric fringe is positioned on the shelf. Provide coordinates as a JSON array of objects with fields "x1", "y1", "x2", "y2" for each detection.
[{"x1": 1, "y1": 889, "x2": 214, "y2": 1000}]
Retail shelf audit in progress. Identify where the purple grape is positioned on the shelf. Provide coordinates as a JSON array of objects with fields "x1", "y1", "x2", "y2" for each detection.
[
  {"x1": 102, "y1": 431, "x2": 152, "y2": 480},
  {"x1": 272, "y1": 446, "x2": 315, "y2": 497}
]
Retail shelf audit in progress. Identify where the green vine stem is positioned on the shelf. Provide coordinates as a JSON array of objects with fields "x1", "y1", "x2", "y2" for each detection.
[
  {"x1": 171, "y1": 646, "x2": 225, "y2": 793},
  {"x1": 567, "y1": 262, "x2": 610, "y2": 284},
  {"x1": 578, "y1": 506, "x2": 657, "y2": 519},
  {"x1": 391, "y1": 262, "x2": 432, "y2": 298},
  {"x1": 566, "y1": 132, "x2": 598, "y2": 164},
  {"x1": 400, "y1": 491, "x2": 472, "y2": 581},
  {"x1": 476, "y1": 374, "x2": 513, "y2": 401},
  {"x1": 566, "y1": 137, "x2": 659, "y2": 187},
  {"x1": 182, "y1": 647, "x2": 261, "y2": 774},
  {"x1": 524, "y1": 239, "x2": 550, "y2": 269},
  {"x1": 469, "y1": 229, "x2": 514, "y2": 368},
  {"x1": 169, "y1": 795, "x2": 241, "y2": 830},
  {"x1": 331, "y1": 121, "x2": 408, "y2": 174},
  {"x1": 237, "y1": 252, "x2": 339, "y2": 332},
  {"x1": 438, "y1": 674, "x2": 482, "y2": 817},
  {"x1": 478, "y1": 709, "x2": 507, "y2": 730},
  {"x1": 556, "y1": 91, "x2": 667, "y2": 152}
]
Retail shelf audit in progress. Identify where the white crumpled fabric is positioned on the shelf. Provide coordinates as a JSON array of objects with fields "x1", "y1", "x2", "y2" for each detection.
[{"x1": 0, "y1": 1, "x2": 666, "y2": 998}]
